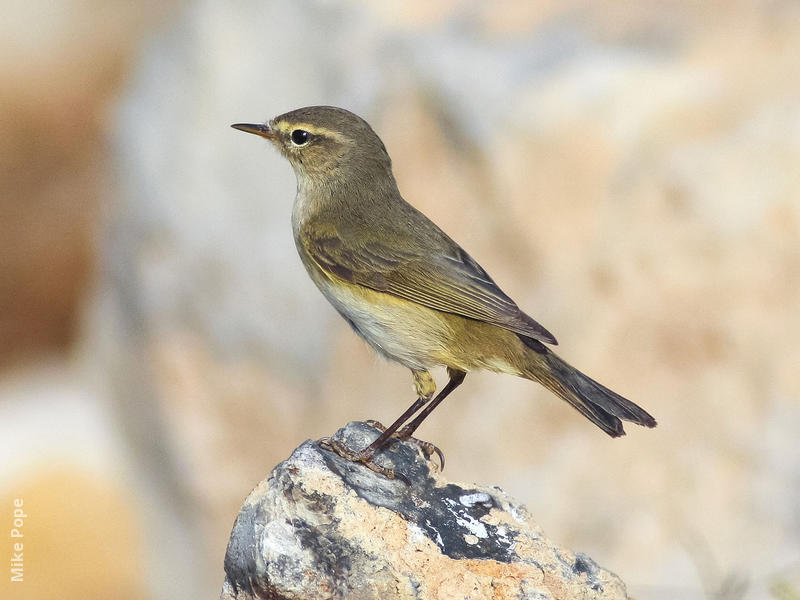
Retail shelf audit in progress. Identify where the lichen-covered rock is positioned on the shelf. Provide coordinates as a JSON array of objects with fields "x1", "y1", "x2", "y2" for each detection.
[{"x1": 220, "y1": 422, "x2": 628, "y2": 600}]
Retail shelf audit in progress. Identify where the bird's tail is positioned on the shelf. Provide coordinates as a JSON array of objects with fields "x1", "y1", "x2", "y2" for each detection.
[{"x1": 519, "y1": 338, "x2": 657, "y2": 437}]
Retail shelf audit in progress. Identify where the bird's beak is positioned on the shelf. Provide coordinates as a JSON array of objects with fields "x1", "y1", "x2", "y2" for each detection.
[{"x1": 231, "y1": 122, "x2": 276, "y2": 139}]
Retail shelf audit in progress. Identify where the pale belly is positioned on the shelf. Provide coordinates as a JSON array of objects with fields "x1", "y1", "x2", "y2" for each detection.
[{"x1": 311, "y1": 273, "x2": 451, "y2": 372}]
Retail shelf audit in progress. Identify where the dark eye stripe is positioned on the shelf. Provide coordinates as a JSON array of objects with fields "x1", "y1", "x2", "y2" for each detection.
[{"x1": 291, "y1": 129, "x2": 311, "y2": 145}]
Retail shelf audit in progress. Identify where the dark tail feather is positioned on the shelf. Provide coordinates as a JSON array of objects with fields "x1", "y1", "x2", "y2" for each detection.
[{"x1": 521, "y1": 339, "x2": 657, "y2": 437}]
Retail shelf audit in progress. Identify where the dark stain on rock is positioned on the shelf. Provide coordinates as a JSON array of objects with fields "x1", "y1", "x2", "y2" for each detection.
[
  {"x1": 318, "y1": 421, "x2": 519, "y2": 562},
  {"x1": 573, "y1": 553, "x2": 604, "y2": 592}
]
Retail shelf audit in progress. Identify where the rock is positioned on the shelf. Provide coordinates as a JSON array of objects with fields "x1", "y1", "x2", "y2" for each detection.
[{"x1": 220, "y1": 422, "x2": 628, "y2": 600}]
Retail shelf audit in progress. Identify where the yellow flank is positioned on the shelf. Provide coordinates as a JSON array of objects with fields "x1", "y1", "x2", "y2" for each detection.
[{"x1": 327, "y1": 274, "x2": 528, "y2": 377}]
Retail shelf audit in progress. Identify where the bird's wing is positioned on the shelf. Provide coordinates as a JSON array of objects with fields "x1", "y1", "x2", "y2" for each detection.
[{"x1": 299, "y1": 224, "x2": 557, "y2": 345}]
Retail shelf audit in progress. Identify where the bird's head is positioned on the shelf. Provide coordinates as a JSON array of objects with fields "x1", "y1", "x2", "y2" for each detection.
[{"x1": 233, "y1": 106, "x2": 393, "y2": 185}]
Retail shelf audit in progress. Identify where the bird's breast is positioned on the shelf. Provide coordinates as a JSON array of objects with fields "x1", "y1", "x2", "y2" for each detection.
[{"x1": 293, "y1": 237, "x2": 450, "y2": 371}]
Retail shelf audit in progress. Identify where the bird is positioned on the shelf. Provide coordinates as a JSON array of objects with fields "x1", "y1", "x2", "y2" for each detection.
[{"x1": 232, "y1": 106, "x2": 656, "y2": 478}]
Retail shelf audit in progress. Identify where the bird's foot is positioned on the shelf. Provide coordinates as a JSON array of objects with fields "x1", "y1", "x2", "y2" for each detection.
[
  {"x1": 395, "y1": 425, "x2": 445, "y2": 471},
  {"x1": 318, "y1": 434, "x2": 404, "y2": 482},
  {"x1": 364, "y1": 419, "x2": 445, "y2": 472}
]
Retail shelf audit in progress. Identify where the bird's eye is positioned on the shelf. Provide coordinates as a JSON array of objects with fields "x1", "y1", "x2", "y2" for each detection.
[{"x1": 290, "y1": 129, "x2": 311, "y2": 146}]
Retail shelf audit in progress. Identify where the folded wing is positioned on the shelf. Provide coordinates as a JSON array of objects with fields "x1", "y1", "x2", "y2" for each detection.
[{"x1": 300, "y1": 223, "x2": 557, "y2": 345}]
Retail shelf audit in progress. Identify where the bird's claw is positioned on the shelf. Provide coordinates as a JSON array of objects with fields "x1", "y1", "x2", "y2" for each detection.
[
  {"x1": 363, "y1": 420, "x2": 445, "y2": 471},
  {"x1": 318, "y1": 435, "x2": 408, "y2": 482},
  {"x1": 394, "y1": 425, "x2": 446, "y2": 471}
]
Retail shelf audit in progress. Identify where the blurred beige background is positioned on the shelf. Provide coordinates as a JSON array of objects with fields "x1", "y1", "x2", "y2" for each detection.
[{"x1": 2, "y1": 1, "x2": 799, "y2": 599}]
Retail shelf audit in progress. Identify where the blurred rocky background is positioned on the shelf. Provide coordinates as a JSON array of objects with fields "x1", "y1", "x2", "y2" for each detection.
[{"x1": 2, "y1": 1, "x2": 799, "y2": 599}]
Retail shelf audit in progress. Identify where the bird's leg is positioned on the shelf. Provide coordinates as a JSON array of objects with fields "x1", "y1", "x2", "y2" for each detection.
[
  {"x1": 320, "y1": 393, "x2": 431, "y2": 479},
  {"x1": 369, "y1": 369, "x2": 467, "y2": 471},
  {"x1": 320, "y1": 370, "x2": 466, "y2": 478},
  {"x1": 319, "y1": 370, "x2": 437, "y2": 479},
  {"x1": 394, "y1": 368, "x2": 467, "y2": 470},
  {"x1": 361, "y1": 370, "x2": 436, "y2": 433},
  {"x1": 399, "y1": 369, "x2": 466, "y2": 437},
  {"x1": 380, "y1": 370, "x2": 447, "y2": 467},
  {"x1": 355, "y1": 370, "x2": 437, "y2": 462},
  {"x1": 363, "y1": 369, "x2": 467, "y2": 472}
]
